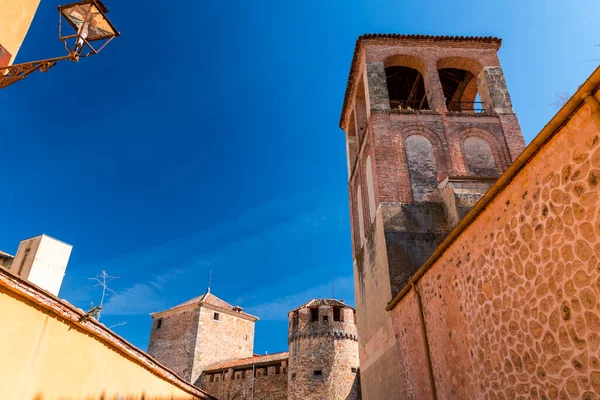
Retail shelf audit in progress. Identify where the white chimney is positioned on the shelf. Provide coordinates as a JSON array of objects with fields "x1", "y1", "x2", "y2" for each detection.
[{"x1": 10, "y1": 234, "x2": 72, "y2": 296}]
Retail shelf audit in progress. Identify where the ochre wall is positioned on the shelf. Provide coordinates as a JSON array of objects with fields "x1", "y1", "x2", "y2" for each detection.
[
  {"x1": 0, "y1": 0, "x2": 40, "y2": 64},
  {"x1": 391, "y1": 91, "x2": 600, "y2": 398},
  {"x1": 0, "y1": 285, "x2": 204, "y2": 400}
]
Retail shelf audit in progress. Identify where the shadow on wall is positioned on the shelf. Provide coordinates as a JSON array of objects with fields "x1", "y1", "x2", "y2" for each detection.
[
  {"x1": 345, "y1": 372, "x2": 361, "y2": 400},
  {"x1": 31, "y1": 394, "x2": 199, "y2": 400}
]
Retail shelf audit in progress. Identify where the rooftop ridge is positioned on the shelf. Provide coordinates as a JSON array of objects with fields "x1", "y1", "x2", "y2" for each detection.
[{"x1": 151, "y1": 291, "x2": 259, "y2": 320}]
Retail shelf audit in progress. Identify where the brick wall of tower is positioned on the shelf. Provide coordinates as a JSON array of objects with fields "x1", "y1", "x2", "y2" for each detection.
[
  {"x1": 288, "y1": 304, "x2": 360, "y2": 400},
  {"x1": 390, "y1": 82, "x2": 600, "y2": 398}
]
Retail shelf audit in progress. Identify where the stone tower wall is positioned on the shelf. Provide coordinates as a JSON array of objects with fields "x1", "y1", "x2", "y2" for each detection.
[
  {"x1": 191, "y1": 305, "x2": 255, "y2": 384},
  {"x1": 147, "y1": 306, "x2": 198, "y2": 381},
  {"x1": 288, "y1": 303, "x2": 360, "y2": 400},
  {"x1": 340, "y1": 36, "x2": 526, "y2": 400}
]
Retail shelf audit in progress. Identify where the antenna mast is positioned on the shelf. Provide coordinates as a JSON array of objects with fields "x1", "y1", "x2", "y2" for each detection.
[
  {"x1": 332, "y1": 269, "x2": 335, "y2": 299},
  {"x1": 207, "y1": 269, "x2": 212, "y2": 293}
]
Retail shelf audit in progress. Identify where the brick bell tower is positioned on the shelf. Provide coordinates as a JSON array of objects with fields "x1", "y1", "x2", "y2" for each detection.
[{"x1": 338, "y1": 34, "x2": 525, "y2": 398}]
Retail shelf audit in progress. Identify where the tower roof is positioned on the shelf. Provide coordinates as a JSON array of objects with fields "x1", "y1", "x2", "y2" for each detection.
[
  {"x1": 151, "y1": 290, "x2": 259, "y2": 321},
  {"x1": 290, "y1": 298, "x2": 354, "y2": 312},
  {"x1": 339, "y1": 33, "x2": 503, "y2": 129}
]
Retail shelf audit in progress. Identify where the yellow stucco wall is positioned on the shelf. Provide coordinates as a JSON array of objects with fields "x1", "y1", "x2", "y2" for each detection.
[
  {"x1": 0, "y1": 0, "x2": 40, "y2": 64},
  {"x1": 0, "y1": 285, "x2": 203, "y2": 400}
]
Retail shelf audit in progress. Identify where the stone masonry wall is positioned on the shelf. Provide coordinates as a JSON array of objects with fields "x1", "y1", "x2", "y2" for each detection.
[
  {"x1": 391, "y1": 91, "x2": 600, "y2": 398},
  {"x1": 202, "y1": 367, "x2": 287, "y2": 400},
  {"x1": 288, "y1": 305, "x2": 360, "y2": 400},
  {"x1": 192, "y1": 306, "x2": 255, "y2": 385},
  {"x1": 148, "y1": 306, "x2": 198, "y2": 381},
  {"x1": 148, "y1": 304, "x2": 255, "y2": 385}
]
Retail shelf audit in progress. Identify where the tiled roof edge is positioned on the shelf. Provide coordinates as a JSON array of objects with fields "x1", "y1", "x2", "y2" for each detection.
[
  {"x1": 338, "y1": 33, "x2": 502, "y2": 130},
  {"x1": 204, "y1": 352, "x2": 289, "y2": 372},
  {"x1": 0, "y1": 268, "x2": 216, "y2": 400}
]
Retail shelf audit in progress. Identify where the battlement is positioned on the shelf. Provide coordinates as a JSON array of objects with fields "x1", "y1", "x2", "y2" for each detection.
[{"x1": 287, "y1": 299, "x2": 357, "y2": 342}]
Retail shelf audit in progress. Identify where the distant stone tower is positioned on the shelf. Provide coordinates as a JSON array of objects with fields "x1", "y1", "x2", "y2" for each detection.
[
  {"x1": 338, "y1": 34, "x2": 526, "y2": 398},
  {"x1": 287, "y1": 299, "x2": 360, "y2": 400},
  {"x1": 147, "y1": 289, "x2": 258, "y2": 384}
]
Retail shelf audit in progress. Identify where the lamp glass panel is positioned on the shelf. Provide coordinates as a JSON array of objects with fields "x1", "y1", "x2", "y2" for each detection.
[{"x1": 62, "y1": 3, "x2": 116, "y2": 41}]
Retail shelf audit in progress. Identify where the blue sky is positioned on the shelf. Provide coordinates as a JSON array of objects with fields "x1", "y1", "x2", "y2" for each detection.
[{"x1": 1, "y1": 0, "x2": 599, "y2": 354}]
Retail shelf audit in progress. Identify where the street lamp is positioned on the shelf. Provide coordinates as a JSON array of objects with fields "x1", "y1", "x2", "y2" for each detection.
[{"x1": 0, "y1": 0, "x2": 119, "y2": 90}]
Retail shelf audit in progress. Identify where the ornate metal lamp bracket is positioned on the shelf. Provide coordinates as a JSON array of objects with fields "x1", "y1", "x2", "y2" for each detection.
[{"x1": 0, "y1": 53, "x2": 78, "y2": 90}]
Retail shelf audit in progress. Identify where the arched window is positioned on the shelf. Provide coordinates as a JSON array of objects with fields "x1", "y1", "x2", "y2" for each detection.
[
  {"x1": 385, "y1": 66, "x2": 428, "y2": 111},
  {"x1": 405, "y1": 135, "x2": 438, "y2": 202},
  {"x1": 438, "y1": 68, "x2": 481, "y2": 112},
  {"x1": 463, "y1": 137, "x2": 498, "y2": 176},
  {"x1": 356, "y1": 185, "x2": 365, "y2": 244},
  {"x1": 365, "y1": 156, "x2": 376, "y2": 222}
]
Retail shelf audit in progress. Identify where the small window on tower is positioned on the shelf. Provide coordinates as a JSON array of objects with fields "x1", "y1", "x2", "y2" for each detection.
[
  {"x1": 322, "y1": 315, "x2": 329, "y2": 323},
  {"x1": 351, "y1": 367, "x2": 358, "y2": 373},
  {"x1": 313, "y1": 370, "x2": 323, "y2": 376},
  {"x1": 156, "y1": 318, "x2": 163, "y2": 329},
  {"x1": 275, "y1": 366, "x2": 281, "y2": 375},
  {"x1": 214, "y1": 312, "x2": 220, "y2": 321},
  {"x1": 310, "y1": 307, "x2": 319, "y2": 322},
  {"x1": 333, "y1": 306, "x2": 342, "y2": 321},
  {"x1": 291, "y1": 373, "x2": 296, "y2": 381}
]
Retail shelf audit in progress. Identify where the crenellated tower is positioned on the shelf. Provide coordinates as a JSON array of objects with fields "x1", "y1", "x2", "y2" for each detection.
[
  {"x1": 288, "y1": 299, "x2": 360, "y2": 400},
  {"x1": 338, "y1": 34, "x2": 525, "y2": 398}
]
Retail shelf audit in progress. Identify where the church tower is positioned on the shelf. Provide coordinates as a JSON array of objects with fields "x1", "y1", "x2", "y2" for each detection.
[
  {"x1": 288, "y1": 299, "x2": 360, "y2": 400},
  {"x1": 338, "y1": 34, "x2": 525, "y2": 398}
]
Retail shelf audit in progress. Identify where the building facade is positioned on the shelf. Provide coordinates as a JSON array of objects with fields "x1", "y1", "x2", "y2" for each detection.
[
  {"x1": 338, "y1": 34, "x2": 526, "y2": 399},
  {"x1": 0, "y1": 0, "x2": 40, "y2": 67},
  {"x1": 148, "y1": 289, "x2": 258, "y2": 384},
  {"x1": 149, "y1": 296, "x2": 361, "y2": 399}
]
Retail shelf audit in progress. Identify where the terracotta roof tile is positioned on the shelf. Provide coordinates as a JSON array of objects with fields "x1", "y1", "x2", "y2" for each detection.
[
  {"x1": 204, "y1": 352, "x2": 289, "y2": 371},
  {"x1": 0, "y1": 250, "x2": 14, "y2": 259},
  {"x1": 339, "y1": 33, "x2": 502, "y2": 129}
]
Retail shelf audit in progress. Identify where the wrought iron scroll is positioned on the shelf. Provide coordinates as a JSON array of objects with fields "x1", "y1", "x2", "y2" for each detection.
[{"x1": 0, "y1": 55, "x2": 74, "y2": 90}]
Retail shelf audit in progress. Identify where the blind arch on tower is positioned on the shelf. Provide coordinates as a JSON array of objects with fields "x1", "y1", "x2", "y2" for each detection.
[
  {"x1": 365, "y1": 156, "x2": 376, "y2": 222},
  {"x1": 405, "y1": 134, "x2": 438, "y2": 202},
  {"x1": 463, "y1": 136, "x2": 499, "y2": 177}
]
